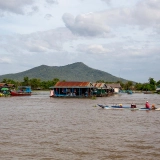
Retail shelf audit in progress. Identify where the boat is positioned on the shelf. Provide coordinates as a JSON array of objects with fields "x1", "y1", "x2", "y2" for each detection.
[
  {"x1": 139, "y1": 108, "x2": 150, "y2": 111},
  {"x1": 97, "y1": 104, "x2": 160, "y2": 111},
  {"x1": 143, "y1": 91, "x2": 153, "y2": 94},
  {"x1": 10, "y1": 86, "x2": 31, "y2": 96},
  {"x1": 97, "y1": 104, "x2": 111, "y2": 109},
  {"x1": 1, "y1": 87, "x2": 10, "y2": 96},
  {"x1": 97, "y1": 104, "x2": 129, "y2": 110},
  {"x1": 111, "y1": 105, "x2": 130, "y2": 109},
  {"x1": 97, "y1": 104, "x2": 139, "y2": 110},
  {"x1": 139, "y1": 107, "x2": 160, "y2": 111},
  {"x1": 126, "y1": 90, "x2": 133, "y2": 94},
  {"x1": 0, "y1": 93, "x2": 4, "y2": 97}
]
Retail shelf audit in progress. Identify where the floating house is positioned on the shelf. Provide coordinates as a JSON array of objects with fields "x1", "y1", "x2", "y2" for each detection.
[
  {"x1": 92, "y1": 83, "x2": 114, "y2": 96},
  {"x1": 0, "y1": 83, "x2": 15, "y2": 89},
  {"x1": 50, "y1": 81, "x2": 96, "y2": 97},
  {"x1": 92, "y1": 83, "x2": 107, "y2": 97},
  {"x1": 106, "y1": 83, "x2": 121, "y2": 93},
  {"x1": 0, "y1": 83, "x2": 15, "y2": 96},
  {"x1": 0, "y1": 83, "x2": 8, "y2": 89}
]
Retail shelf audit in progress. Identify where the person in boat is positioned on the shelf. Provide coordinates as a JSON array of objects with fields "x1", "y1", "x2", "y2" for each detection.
[
  {"x1": 119, "y1": 104, "x2": 122, "y2": 108},
  {"x1": 131, "y1": 103, "x2": 136, "y2": 108},
  {"x1": 145, "y1": 101, "x2": 150, "y2": 109},
  {"x1": 151, "y1": 104, "x2": 157, "y2": 110}
]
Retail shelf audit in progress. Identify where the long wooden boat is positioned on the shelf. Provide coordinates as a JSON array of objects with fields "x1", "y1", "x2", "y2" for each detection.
[
  {"x1": 97, "y1": 104, "x2": 160, "y2": 111},
  {"x1": 10, "y1": 91, "x2": 31, "y2": 96},
  {"x1": 10, "y1": 86, "x2": 32, "y2": 96},
  {"x1": 97, "y1": 104, "x2": 131, "y2": 110}
]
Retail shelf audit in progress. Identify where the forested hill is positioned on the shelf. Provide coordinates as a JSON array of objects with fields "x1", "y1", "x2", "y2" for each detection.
[{"x1": 0, "y1": 62, "x2": 128, "y2": 82}]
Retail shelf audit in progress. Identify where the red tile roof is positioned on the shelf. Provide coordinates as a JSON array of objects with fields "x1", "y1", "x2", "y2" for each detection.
[
  {"x1": 54, "y1": 81, "x2": 93, "y2": 88},
  {"x1": 0, "y1": 83, "x2": 7, "y2": 87}
]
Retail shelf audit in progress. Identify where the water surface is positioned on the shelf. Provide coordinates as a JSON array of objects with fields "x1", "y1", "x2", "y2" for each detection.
[{"x1": 0, "y1": 92, "x2": 160, "y2": 160}]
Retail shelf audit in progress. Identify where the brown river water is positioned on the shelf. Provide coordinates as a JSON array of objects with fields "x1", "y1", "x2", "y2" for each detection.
[{"x1": 0, "y1": 92, "x2": 160, "y2": 160}]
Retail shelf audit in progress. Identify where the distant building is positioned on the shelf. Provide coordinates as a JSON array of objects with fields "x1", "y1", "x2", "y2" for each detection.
[
  {"x1": 106, "y1": 83, "x2": 121, "y2": 93},
  {"x1": 0, "y1": 83, "x2": 15, "y2": 89},
  {"x1": 0, "y1": 83, "x2": 8, "y2": 88},
  {"x1": 92, "y1": 83, "x2": 114, "y2": 96},
  {"x1": 156, "y1": 85, "x2": 160, "y2": 93}
]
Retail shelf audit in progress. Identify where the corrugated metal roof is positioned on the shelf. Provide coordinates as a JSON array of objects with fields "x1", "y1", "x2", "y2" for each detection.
[
  {"x1": 54, "y1": 81, "x2": 94, "y2": 88},
  {"x1": 7, "y1": 84, "x2": 15, "y2": 87},
  {"x1": 92, "y1": 83, "x2": 106, "y2": 88},
  {"x1": 107, "y1": 83, "x2": 121, "y2": 88},
  {"x1": 0, "y1": 83, "x2": 7, "y2": 87}
]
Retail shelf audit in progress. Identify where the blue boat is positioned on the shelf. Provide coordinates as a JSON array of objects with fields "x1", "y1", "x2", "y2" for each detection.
[{"x1": 126, "y1": 90, "x2": 133, "y2": 94}]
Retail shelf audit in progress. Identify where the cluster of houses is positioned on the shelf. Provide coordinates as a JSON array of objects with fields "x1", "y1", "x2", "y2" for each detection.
[
  {"x1": 0, "y1": 81, "x2": 122, "y2": 97},
  {"x1": 49, "y1": 81, "x2": 121, "y2": 97}
]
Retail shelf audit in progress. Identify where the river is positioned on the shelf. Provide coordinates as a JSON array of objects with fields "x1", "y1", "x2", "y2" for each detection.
[{"x1": 0, "y1": 92, "x2": 160, "y2": 160}]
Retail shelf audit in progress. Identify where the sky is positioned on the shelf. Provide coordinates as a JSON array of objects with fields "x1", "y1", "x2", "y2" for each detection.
[{"x1": 0, "y1": 0, "x2": 160, "y2": 83}]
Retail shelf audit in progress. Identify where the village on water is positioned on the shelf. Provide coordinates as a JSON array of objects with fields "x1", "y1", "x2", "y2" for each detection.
[
  {"x1": 1, "y1": 77, "x2": 160, "y2": 110},
  {"x1": 0, "y1": 81, "x2": 121, "y2": 97},
  {"x1": 0, "y1": 78, "x2": 160, "y2": 98}
]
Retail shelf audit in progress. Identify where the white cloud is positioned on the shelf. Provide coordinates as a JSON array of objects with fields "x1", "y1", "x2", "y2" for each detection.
[
  {"x1": 62, "y1": 0, "x2": 160, "y2": 37},
  {"x1": 101, "y1": 0, "x2": 111, "y2": 5},
  {"x1": 46, "y1": 0, "x2": 59, "y2": 4},
  {"x1": 0, "y1": 0, "x2": 35, "y2": 15},
  {"x1": 0, "y1": 0, "x2": 58, "y2": 15},
  {"x1": 0, "y1": 28, "x2": 76, "y2": 54},
  {"x1": 77, "y1": 44, "x2": 110, "y2": 54},
  {"x1": 0, "y1": 57, "x2": 11, "y2": 64},
  {"x1": 62, "y1": 13, "x2": 110, "y2": 36}
]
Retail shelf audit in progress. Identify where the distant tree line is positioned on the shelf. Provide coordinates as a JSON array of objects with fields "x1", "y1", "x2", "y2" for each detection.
[
  {"x1": 1, "y1": 77, "x2": 60, "y2": 90},
  {"x1": 1, "y1": 77, "x2": 160, "y2": 91}
]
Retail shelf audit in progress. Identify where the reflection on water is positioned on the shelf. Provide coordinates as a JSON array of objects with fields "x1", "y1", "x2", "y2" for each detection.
[{"x1": 0, "y1": 92, "x2": 160, "y2": 160}]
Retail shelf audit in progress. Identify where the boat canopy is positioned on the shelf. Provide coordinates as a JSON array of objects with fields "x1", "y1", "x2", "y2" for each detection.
[{"x1": 18, "y1": 86, "x2": 31, "y2": 92}]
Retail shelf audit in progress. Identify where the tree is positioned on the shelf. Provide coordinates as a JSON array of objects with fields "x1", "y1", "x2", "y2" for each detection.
[
  {"x1": 156, "y1": 80, "x2": 160, "y2": 86},
  {"x1": 53, "y1": 78, "x2": 60, "y2": 86},
  {"x1": 135, "y1": 83, "x2": 143, "y2": 90},
  {"x1": 30, "y1": 78, "x2": 41, "y2": 89},
  {"x1": 22, "y1": 77, "x2": 30, "y2": 86},
  {"x1": 148, "y1": 77, "x2": 156, "y2": 91},
  {"x1": 149, "y1": 77, "x2": 156, "y2": 85},
  {"x1": 96, "y1": 80, "x2": 105, "y2": 83},
  {"x1": 124, "y1": 81, "x2": 133, "y2": 90}
]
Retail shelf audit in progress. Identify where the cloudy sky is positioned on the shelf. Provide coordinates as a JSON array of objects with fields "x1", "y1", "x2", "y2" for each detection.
[{"x1": 0, "y1": 0, "x2": 160, "y2": 83}]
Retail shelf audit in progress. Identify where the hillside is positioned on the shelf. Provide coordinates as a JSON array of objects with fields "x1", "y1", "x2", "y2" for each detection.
[{"x1": 0, "y1": 62, "x2": 128, "y2": 82}]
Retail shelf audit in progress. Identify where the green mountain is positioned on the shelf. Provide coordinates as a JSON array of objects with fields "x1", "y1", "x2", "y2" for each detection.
[{"x1": 0, "y1": 62, "x2": 128, "y2": 82}]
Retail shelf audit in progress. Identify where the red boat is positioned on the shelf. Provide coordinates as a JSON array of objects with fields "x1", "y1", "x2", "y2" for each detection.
[
  {"x1": 10, "y1": 91, "x2": 31, "y2": 96},
  {"x1": 10, "y1": 86, "x2": 32, "y2": 96}
]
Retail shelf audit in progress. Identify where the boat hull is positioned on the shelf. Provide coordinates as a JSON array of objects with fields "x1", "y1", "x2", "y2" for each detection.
[
  {"x1": 97, "y1": 104, "x2": 139, "y2": 110},
  {"x1": 10, "y1": 91, "x2": 31, "y2": 96}
]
